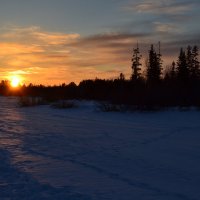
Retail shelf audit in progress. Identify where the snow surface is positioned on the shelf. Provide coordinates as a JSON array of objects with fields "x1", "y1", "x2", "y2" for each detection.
[{"x1": 0, "y1": 97, "x2": 200, "y2": 200}]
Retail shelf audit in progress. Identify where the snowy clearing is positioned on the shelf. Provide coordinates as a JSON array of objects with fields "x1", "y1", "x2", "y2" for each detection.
[{"x1": 0, "y1": 97, "x2": 200, "y2": 200}]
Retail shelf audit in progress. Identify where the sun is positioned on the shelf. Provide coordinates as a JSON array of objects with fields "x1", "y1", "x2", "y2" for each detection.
[{"x1": 10, "y1": 76, "x2": 21, "y2": 88}]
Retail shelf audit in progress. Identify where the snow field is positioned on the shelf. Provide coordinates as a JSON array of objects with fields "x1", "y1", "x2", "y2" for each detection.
[{"x1": 0, "y1": 97, "x2": 200, "y2": 200}]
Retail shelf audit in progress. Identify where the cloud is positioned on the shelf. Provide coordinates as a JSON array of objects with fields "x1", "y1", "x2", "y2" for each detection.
[
  {"x1": 67, "y1": 32, "x2": 150, "y2": 70},
  {"x1": 0, "y1": 26, "x2": 81, "y2": 84},
  {"x1": 71, "y1": 32, "x2": 150, "y2": 46},
  {"x1": 153, "y1": 22, "x2": 179, "y2": 33},
  {"x1": 0, "y1": 26, "x2": 135, "y2": 84},
  {"x1": 0, "y1": 25, "x2": 199, "y2": 85},
  {"x1": 9, "y1": 70, "x2": 32, "y2": 75},
  {"x1": 0, "y1": 26, "x2": 80, "y2": 70},
  {"x1": 0, "y1": 26, "x2": 80, "y2": 46},
  {"x1": 119, "y1": 0, "x2": 200, "y2": 46},
  {"x1": 124, "y1": 0, "x2": 198, "y2": 15},
  {"x1": 0, "y1": 43, "x2": 44, "y2": 56}
]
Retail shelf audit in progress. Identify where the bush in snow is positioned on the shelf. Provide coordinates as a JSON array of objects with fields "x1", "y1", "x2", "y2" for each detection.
[
  {"x1": 97, "y1": 102, "x2": 125, "y2": 112},
  {"x1": 18, "y1": 96, "x2": 46, "y2": 107},
  {"x1": 51, "y1": 100, "x2": 77, "y2": 109}
]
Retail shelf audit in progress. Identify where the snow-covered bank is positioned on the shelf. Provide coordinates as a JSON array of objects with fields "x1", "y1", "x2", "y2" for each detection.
[{"x1": 0, "y1": 97, "x2": 200, "y2": 200}]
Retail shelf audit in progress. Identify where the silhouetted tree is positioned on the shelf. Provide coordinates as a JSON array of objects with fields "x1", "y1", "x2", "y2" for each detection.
[
  {"x1": 1, "y1": 43, "x2": 199, "y2": 109},
  {"x1": 177, "y1": 48, "x2": 189, "y2": 82},
  {"x1": 186, "y1": 45, "x2": 193, "y2": 72},
  {"x1": 119, "y1": 73, "x2": 125, "y2": 81},
  {"x1": 157, "y1": 41, "x2": 163, "y2": 75},
  {"x1": 191, "y1": 45, "x2": 200, "y2": 81},
  {"x1": 131, "y1": 43, "x2": 142, "y2": 81},
  {"x1": 169, "y1": 61, "x2": 176, "y2": 80},
  {"x1": 147, "y1": 44, "x2": 162, "y2": 84}
]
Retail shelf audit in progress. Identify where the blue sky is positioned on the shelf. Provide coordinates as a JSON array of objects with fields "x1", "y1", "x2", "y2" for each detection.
[
  {"x1": 0, "y1": 0, "x2": 124, "y2": 34},
  {"x1": 0, "y1": 0, "x2": 199, "y2": 84}
]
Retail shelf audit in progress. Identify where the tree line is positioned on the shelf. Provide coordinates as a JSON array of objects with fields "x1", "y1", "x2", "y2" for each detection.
[
  {"x1": 131, "y1": 43, "x2": 200, "y2": 84},
  {"x1": 0, "y1": 43, "x2": 200, "y2": 109}
]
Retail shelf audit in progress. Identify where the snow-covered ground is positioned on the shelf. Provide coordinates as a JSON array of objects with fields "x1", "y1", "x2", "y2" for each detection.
[{"x1": 0, "y1": 97, "x2": 200, "y2": 200}]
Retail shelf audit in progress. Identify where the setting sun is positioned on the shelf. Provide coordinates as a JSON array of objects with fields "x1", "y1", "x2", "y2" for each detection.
[{"x1": 10, "y1": 76, "x2": 21, "y2": 88}]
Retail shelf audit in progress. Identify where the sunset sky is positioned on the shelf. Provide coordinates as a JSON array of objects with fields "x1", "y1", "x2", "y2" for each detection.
[{"x1": 0, "y1": 0, "x2": 199, "y2": 85}]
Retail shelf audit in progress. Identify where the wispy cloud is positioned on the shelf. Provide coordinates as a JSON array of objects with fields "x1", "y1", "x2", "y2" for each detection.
[
  {"x1": 0, "y1": 26, "x2": 81, "y2": 84},
  {"x1": 153, "y1": 22, "x2": 179, "y2": 33},
  {"x1": 124, "y1": 0, "x2": 198, "y2": 15},
  {"x1": 0, "y1": 26, "x2": 137, "y2": 84},
  {"x1": 0, "y1": 26, "x2": 80, "y2": 46},
  {"x1": 120, "y1": 0, "x2": 200, "y2": 45},
  {"x1": 0, "y1": 24, "x2": 199, "y2": 85}
]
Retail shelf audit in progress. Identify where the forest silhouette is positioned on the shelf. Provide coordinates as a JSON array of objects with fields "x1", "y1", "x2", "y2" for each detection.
[{"x1": 0, "y1": 43, "x2": 200, "y2": 110}]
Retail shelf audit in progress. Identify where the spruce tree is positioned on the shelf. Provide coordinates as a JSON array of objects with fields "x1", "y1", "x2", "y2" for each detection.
[
  {"x1": 170, "y1": 61, "x2": 176, "y2": 80},
  {"x1": 191, "y1": 45, "x2": 200, "y2": 80},
  {"x1": 186, "y1": 45, "x2": 193, "y2": 76},
  {"x1": 177, "y1": 48, "x2": 189, "y2": 82},
  {"x1": 131, "y1": 43, "x2": 142, "y2": 81},
  {"x1": 147, "y1": 44, "x2": 162, "y2": 84},
  {"x1": 157, "y1": 41, "x2": 163, "y2": 75}
]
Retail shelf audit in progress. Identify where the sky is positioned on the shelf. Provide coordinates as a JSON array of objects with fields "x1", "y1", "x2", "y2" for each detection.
[{"x1": 0, "y1": 0, "x2": 199, "y2": 85}]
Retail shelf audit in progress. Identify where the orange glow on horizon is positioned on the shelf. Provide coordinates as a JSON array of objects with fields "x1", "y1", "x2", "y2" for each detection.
[{"x1": 9, "y1": 76, "x2": 22, "y2": 88}]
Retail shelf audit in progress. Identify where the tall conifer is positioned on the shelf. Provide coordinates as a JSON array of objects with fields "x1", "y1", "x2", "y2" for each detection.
[{"x1": 131, "y1": 43, "x2": 142, "y2": 81}]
